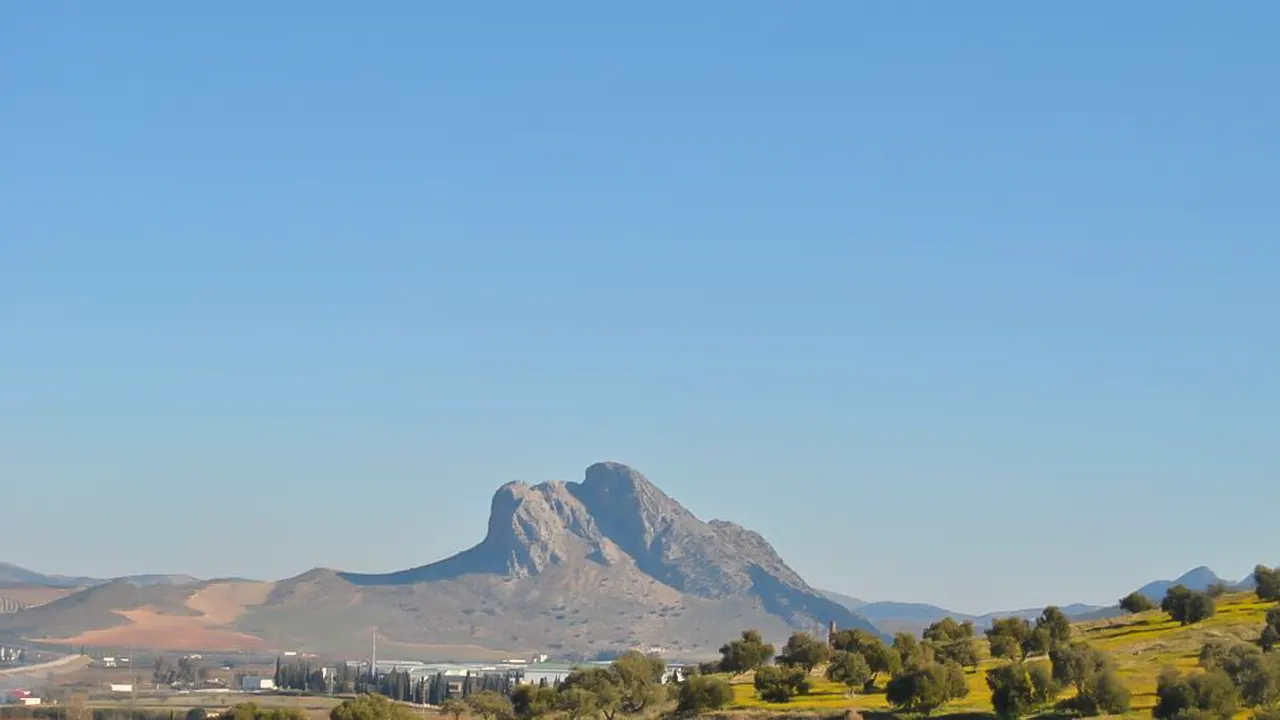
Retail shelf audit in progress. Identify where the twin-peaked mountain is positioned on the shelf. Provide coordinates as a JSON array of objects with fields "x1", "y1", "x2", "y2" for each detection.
[{"x1": 0, "y1": 463, "x2": 876, "y2": 658}]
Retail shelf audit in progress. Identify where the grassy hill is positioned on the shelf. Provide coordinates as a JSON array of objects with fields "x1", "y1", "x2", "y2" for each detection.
[{"x1": 723, "y1": 592, "x2": 1275, "y2": 719}]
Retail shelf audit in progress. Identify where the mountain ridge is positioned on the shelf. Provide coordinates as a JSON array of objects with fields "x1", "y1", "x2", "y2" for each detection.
[
  {"x1": 0, "y1": 562, "x2": 199, "y2": 589},
  {"x1": 339, "y1": 462, "x2": 877, "y2": 637},
  {"x1": 820, "y1": 564, "x2": 1266, "y2": 635},
  {"x1": 1135, "y1": 566, "x2": 1228, "y2": 602},
  {"x1": 1, "y1": 462, "x2": 880, "y2": 656},
  {"x1": 819, "y1": 593, "x2": 1112, "y2": 635}
]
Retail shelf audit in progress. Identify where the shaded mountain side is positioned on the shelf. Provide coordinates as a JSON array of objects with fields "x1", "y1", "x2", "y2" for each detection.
[
  {"x1": 820, "y1": 590, "x2": 866, "y2": 610},
  {"x1": 340, "y1": 462, "x2": 879, "y2": 639}
]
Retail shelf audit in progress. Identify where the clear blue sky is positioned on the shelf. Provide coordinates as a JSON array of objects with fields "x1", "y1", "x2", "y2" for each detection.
[{"x1": 2, "y1": 3, "x2": 1276, "y2": 615}]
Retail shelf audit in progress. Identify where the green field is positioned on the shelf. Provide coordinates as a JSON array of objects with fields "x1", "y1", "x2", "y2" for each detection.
[{"x1": 725, "y1": 593, "x2": 1275, "y2": 719}]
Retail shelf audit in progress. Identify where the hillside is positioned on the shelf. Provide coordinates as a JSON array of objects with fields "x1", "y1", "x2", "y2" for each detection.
[
  {"x1": 0, "y1": 584, "x2": 79, "y2": 614},
  {"x1": 0, "y1": 462, "x2": 877, "y2": 658},
  {"x1": 726, "y1": 591, "x2": 1277, "y2": 719}
]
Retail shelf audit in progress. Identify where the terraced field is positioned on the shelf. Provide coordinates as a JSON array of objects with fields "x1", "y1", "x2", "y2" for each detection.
[{"x1": 727, "y1": 593, "x2": 1276, "y2": 719}]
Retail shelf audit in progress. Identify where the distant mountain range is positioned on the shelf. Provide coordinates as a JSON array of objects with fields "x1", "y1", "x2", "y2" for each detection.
[
  {"x1": 0, "y1": 562, "x2": 199, "y2": 589},
  {"x1": 1133, "y1": 566, "x2": 1256, "y2": 601},
  {"x1": 819, "y1": 565, "x2": 1264, "y2": 635},
  {"x1": 816, "y1": 594, "x2": 1112, "y2": 635}
]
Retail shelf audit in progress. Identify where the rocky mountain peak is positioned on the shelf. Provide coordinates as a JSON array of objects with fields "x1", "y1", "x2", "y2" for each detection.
[
  {"x1": 342, "y1": 462, "x2": 878, "y2": 637},
  {"x1": 580, "y1": 461, "x2": 656, "y2": 495}
]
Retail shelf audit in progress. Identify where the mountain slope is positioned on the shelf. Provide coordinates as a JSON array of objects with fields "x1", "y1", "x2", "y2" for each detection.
[
  {"x1": 1135, "y1": 566, "x2": 1226, "y2": 602},
  {"x1": 5, "y1": 463, "x2": 878, "y2": 657},
  {"x1": 332, "y1": 462, "x2": 879, "y2": 652}
]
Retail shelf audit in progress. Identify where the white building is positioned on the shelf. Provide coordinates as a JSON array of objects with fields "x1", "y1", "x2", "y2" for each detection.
[
  {"x1": 241, "y1": 676, "x2": 276, "y2": 691},
  {"x1": 519, "y1": 663, "x2": 576, "y2": 686},
  {"x1": 108, "y1": 684, "x2": 133, "y2": 693}
]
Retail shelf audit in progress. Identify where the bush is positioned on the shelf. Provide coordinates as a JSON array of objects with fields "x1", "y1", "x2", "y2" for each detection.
[
  {"x1": 1119, "y1": 591, "x2": 1157, "y2": 614},
  {"x1": 776, "y1": 632, "x2": 831, "y2": 672},
  {"x1": 830, "y1": 629, "x2": 900, "y2": 685},
  {"x1": 1163, "y1": 585, "x2": 1217, "y2": 625},
  {"x1": 465, "y1": 691, "x2": 515, "y2": 720},
  {"x1": 719, "y1": 630, "x2": 775, "y2": 674},
  {"x1": 1153, "y1": 668, "x2": 1238, "y2": 720},
  {"x1": 1263, "y1": 607, "x2": 1280, "y2": 652},
  {"x1": 826, "y1": 651, "x2": 872, "y2": 694},
  {"x1": 1081, "y1": 668, "x2": 1132, "y2": 715},
  {"x1": 988, "y1": 661, "x2": 1039, "y2": 717},
  {"x1": 887, "y1": 662, "x2": 967, "y2": 716},
  {"x1": 985, "y1": 618, "x2": 1032, "y2": 661},
  {"x1": 223, "y1": 703, "x2": 307, "y2": 720},
  {"x1": 923, "y1": 618, "x2": 980, "y2": 669},
  {"x1": 1049, "y1": 642, "x2": 1112, "y2": 694},
  {"x1": 1198, "y1": 639, "x2": 1280, "y2": 707},
  {"x1": 754, "y1": 665, "x2": 811, "y2": 703},
  {"x1": 677, "y1": 675, "x2": 733, "y2": 715},
  {"x1": 330, "y1": 696, "x2": 417, "y2": 720},
  {"x1": 1255, "y1": 565, "x2": 1280, "y2": 603}
]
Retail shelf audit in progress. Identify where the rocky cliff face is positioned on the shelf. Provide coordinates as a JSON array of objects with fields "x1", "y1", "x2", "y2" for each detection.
[{"x1": 340, "y1": 462, "x2": 876, "y2": 636}]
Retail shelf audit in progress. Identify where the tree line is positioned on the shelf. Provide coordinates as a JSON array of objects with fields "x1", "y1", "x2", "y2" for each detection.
[
  {"x1": 273, "y1": 658, "x2": 518, "y2": 705},
  {"x1": 700, "y1": 605, "x2": 1130, "y2": 718},
  {"x1": 234, "y1": 562, "x2": 1280, "y2": 720},
  {"x1": 152, "y1": 656, "x2": 209, "y2": 687},
  {"x1": 427, "y1": 651, "x2": 716, "y2": 720},
  {"x1": 705, "y1": 623, "x2": 974, "y2": 712}
]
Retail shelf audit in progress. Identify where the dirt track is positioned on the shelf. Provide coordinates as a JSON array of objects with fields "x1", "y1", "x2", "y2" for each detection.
[{"x1": 0, "y1": 653, "x2": 91, "y2": 679}]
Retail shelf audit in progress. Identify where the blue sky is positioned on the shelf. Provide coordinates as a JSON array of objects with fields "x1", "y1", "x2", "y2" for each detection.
[{"x1": 2, "y1": 3, "x2": 1276, "y2": 614}]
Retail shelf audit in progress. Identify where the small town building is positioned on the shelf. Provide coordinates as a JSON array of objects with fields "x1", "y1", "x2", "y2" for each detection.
[{"x1": 241, "y1": 676, "x2": 276, "y2": 691}]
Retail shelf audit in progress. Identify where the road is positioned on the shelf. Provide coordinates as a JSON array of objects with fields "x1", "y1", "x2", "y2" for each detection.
[{"x1": 0, "y1": 653, "x2": 91, "y2": 680}]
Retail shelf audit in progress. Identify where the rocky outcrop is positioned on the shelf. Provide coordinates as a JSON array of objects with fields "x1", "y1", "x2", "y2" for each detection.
[{"x1": 340, "y1": 462, "x2": 877, "y2": 636}]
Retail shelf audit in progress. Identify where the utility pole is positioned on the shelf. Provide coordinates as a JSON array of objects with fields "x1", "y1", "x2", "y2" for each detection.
[
  {"x1": 371, "y1": 625, "x2": 378, "y2": 692},
  {"x1": 128, "y1": 645, "x2": 136, "y2": 720}
]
